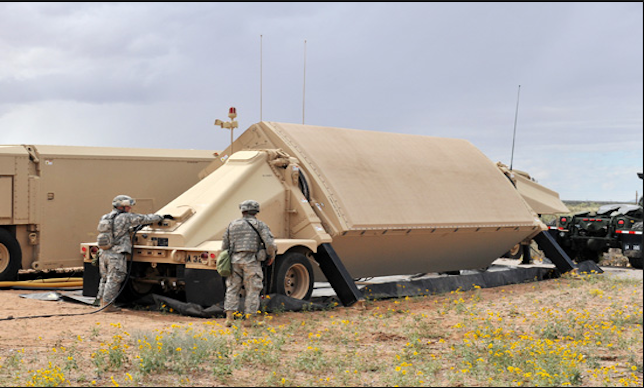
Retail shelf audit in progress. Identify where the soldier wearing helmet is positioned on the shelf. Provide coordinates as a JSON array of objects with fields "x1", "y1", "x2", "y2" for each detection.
[
  {"x1": 95, "y1": 195, "x2": 173, "y2": 312},
  {"x1": 221, "y1": 200, "x2": 277, "y2": 327}
]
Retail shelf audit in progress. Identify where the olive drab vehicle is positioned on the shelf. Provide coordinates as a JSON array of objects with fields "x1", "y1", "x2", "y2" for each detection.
[
  {"x1": 81, "y1": 119, "x2": 574, "y2": 306},
  {"x1": 618, "y1": 173, "x2": 643, "y2": 269},
  {"x1": 551, "y1": 172, "x2": 643, "y2": 268},
  {"x1": 0, "y1": 145, "x2": 217, "y2": 281}
]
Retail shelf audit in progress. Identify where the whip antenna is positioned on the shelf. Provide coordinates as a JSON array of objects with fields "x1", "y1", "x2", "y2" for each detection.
[
  {"x1": 510, "y1": 85, "x2": 521, "y2": 171},
  {"x1": 260, "y1": 34, "x2": 263, "y2": 122},
  {"x1": 303, "y1": 39, "x2": 307, "y2": 124}
]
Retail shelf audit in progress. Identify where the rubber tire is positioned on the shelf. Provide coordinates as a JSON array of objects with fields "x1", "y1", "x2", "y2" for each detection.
[
  {"x1": 271, "y1": 252, "x2": 314, "y2": 300},
  {"x1": 576, "y1": 249, "x2": 602, "y2": 264},
  {"x1": 117, "y1": 262, "x2": 158, "y2": 302},
  {"x1": 624, "y1": 222, "x2": 643, "y2": 269},
  {"x1": 629, "y1": 257, "x2": 643, "y2": 270},
  {"x1": 0, "y1": 229, "x2": 22, "y2": 281}
]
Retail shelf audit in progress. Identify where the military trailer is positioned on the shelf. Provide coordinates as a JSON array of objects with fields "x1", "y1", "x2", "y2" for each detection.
[
  {"x1": 553, "y1": 204, "x2": 642, "y2": 264},
  {"x1": 82, "y1": 121, "x2": 570, "y2": 306},
  {"x1": 0, "y1": 144, "x2": 216, "y2": 281},
  {"x1": 618, "y1": 173, "x2": 643, "y2": 269},
  {"x1": 552, "y1": 174, "x2": 642, "y2": 265}
]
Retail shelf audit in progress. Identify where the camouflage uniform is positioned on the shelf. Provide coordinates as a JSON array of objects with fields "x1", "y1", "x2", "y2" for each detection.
[
  {"x1": 96, "y1": 210, "x2": 163, "y2": 304},
  {"x1": 222, "y1": 214, "x2": 276, "y2": 315}
]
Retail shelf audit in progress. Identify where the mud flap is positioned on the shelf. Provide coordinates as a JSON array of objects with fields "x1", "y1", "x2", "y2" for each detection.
[
  {"x1": 533, "y1": 231, "x2": 580, "y2": 274},
  {"x1": 185, "y1": 268, "x2": 226, "y2": 307},
  {"x1": 82, "y1": 261, "x2": 100, "y2": 297},
  {"x1": 313, "y1": 243, "x2": 363, "y2": 307}
]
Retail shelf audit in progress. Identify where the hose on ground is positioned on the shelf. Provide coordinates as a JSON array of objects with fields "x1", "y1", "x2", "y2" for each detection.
[
  {"x1": 0, "y1": 278, "x2": 84, "y2": 289},
  {"x1": 0, "y1": 226, "x2": 144, "y2": 321}
]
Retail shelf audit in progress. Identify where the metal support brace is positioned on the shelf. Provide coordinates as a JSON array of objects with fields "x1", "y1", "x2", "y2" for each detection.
[
  {"x1": 313, "y1": 243, "x2": 364, "y2": 307},
  {"x1": 521, "y1": 244, "x2": 531, "y2": 265},
  {"x1": 533, "y1": 231, "x2": 577, "y2": 273}
]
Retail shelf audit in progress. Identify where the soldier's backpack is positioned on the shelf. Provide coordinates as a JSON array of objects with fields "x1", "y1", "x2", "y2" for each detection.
[
  {"x1": 216, "y1": 250, "x2": 232, "y2": 277},
  {"x1": 96, "y1": 212, "x2": 118, "y2": 250}
]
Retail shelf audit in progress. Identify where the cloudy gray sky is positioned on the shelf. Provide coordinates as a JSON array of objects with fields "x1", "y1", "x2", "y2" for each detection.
[{"x1": 1, "y1": 2, "x2": 642, "y2": 202}]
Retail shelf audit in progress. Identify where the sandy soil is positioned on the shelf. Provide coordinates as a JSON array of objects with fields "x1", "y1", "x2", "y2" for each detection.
[{"x1": 0, "y1": 264, "x2": 641, "y2": 386}]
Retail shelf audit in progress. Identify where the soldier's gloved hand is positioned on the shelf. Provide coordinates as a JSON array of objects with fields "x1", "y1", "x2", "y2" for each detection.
[{"x1": 157, "y1": 214, "x2": 174, "y2": 226}]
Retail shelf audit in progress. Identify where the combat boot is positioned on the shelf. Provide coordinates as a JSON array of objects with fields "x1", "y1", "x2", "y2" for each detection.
[
  {"x1": 242, "y1": 314, "x2": 253, "y2": 328},
  {"x1": 224, "y1": 311, "x2": 234, "y2": 327},
  {"x1": 100, "y1": 298, "x2": 120, "y2": 313}
]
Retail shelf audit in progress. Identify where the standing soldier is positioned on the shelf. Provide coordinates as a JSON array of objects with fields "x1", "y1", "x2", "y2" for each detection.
[
  {"x1": 96, "y1": 195, "x2": 172, "y2": 312},
  {"x1": 222, "y1": 200, "x2": 277, "y2": 327}
]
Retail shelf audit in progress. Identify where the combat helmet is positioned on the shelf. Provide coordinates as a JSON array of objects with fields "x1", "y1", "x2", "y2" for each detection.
[
  {"x1": 112, "y1": 195, "x2": 136, "y2": 208},
  {"x1": 239, "y1": 200, "x2": 260, "y2": 214}
]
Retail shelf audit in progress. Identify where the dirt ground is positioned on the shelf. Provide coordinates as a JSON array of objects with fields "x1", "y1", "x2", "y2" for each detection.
[
  {"x1": 0, "y1": 264, "x2": 637, "y2": 349},
  {"x1": 0, "y1": 263, "x2": 642, "y2": 386}
]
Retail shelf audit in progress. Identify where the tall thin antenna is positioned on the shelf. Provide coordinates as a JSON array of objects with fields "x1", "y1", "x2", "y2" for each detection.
[
  {"x1": 510, "y1": 85, "x2": 521, "y2": 171},
  {"x1": 302, "y1": 39, "x2": 307, "y2": 124},
  {"x1": 260, "y1": 34, "x2": 263, "y2": 122}
]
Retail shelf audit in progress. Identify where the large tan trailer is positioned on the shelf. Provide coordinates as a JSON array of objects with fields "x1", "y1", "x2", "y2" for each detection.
[
  {"x1": 0, "y1": 145, "x2": 216, "y2": 281},
  {"x1": 82, "y1": 122, "x2": 572, "y2": 306}
]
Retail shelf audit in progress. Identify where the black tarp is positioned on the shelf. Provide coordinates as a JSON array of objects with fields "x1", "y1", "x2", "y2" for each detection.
[
  {"x1": 147, "y1": 293, "x2": 333, "y2": 318},
  {"x1": 360, "y1": 266, "x2": 557, "y2": 300},
  {"x1": 125, "y1": 263, "x2": 589, "y2": 318}
]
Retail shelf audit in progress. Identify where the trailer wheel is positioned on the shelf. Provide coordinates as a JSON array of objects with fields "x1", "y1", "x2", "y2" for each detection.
[
  {"x1": 629, "y1": 257, "x2": 643, "y2": 269},
  {"x1": 118, "y1": 264, "x2": 158, "y2": 302},
  {"x1": 272, "y1": 252, "x2": 314, "y2": 300},
  {"x1": 624, "y1": 222, "x2": 642, "y2": 269},
  {"x1": 0, "y1": 229, "x2": 22, "y2": 281},
  {"x1": 575, "y1": 249, "x2": 602, "y2": 264}
]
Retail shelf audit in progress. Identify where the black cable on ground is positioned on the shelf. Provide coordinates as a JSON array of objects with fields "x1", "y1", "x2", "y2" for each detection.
[{"x1": 0, "y1": 226, "x2": 144, "y2": 321}]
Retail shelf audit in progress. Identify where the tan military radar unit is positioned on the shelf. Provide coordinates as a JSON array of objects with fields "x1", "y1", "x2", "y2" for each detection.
[
  {"x1": 0, "y1": 114, "x2": 574, "y2": 322},
  {"x1": 73, "y1": 118, "x2": 572, "y2": 314}
]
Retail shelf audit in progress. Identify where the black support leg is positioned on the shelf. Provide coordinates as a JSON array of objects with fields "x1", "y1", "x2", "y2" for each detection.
[
  {"x1": 313, "y1": 243, "x2": 364, "y2": 307},
  {"x1": 533, "y1": 231, "x2": 577, "y2": 274},
  {"x1": 521, "y1": 244, "x2": 532, "y2": 265}
]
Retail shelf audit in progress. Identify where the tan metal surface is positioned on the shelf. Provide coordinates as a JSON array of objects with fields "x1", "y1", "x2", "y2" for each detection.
[
  {"x1": 140, "y1": 122, "x2": 551, "y2": 276},
  {"x1": 152, "y1": 151, "x2": 294, "y2": 248},
  {"x1": 261, "y1": 122, "x2": 539, "y2": 230},
  {"x1": 1, "y1": 145, "x2": 217, "y2": 271},
  {"x1": 495, "y1": 163, "x2": 569, "y2": 215},
  {"x1": 513, "y1": 171, "x2": 569, "y2": 215}
]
